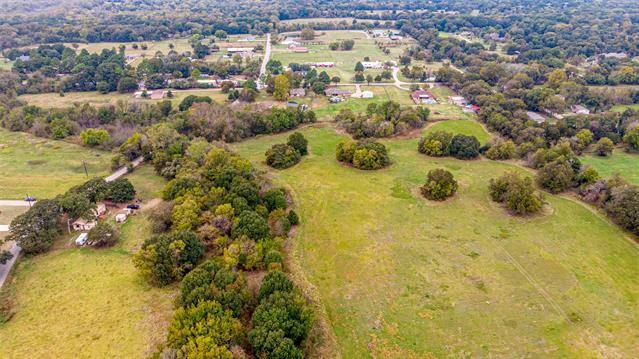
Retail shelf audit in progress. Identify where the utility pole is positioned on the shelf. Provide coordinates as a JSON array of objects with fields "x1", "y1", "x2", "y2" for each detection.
[{"x1": 82, "y1": 161, "x2": 89, "y2": 178}]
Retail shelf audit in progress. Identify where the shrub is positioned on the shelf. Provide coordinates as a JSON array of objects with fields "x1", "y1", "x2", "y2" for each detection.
[
  {"x1": 485, "y1": 140, "x2": 516, "y2": 160},
  {"x1": 536, "y1": 160, "x2": 574, "y2": 193},
  {"x1": 80, "y1": 128, "x2": 109, "y2": 147},
  {"x1": 489, "y1": 172, "x2": 543, "y2": 215},
  {"x1": 263, "y1": 188, "x2": 287, "y2": 212},
  {"x1": 179, "y1": 95, "x2": 213, "y2": 111},
  {"x1": 232, "y1": 210, "x2": 270, "y2": 240},
  {"x1": 258, "y1": 270, "x2": 294, "y2": 301},
  {"x1": 166, "y1": 300, "x2": 243, "y2": 353},
  {"x1": 133, "y1": 230, "x2": 204, "y2": 286},
  {"x1": 266, "y1": 144, "x2": 301, "y2": 169},
  {"x1": 336, "y1": 140, "x2": 389, "y2": 170},
  {"x1": 450, "y1": 134, "x2": 481, "y2": 159},
  {"x1": 418, "y1": 131, "x2": 452, "y2": 156},
  {"x1": 178, "y1": 261, "x2": 250, "y2": 315},
  {"x1": 595, "y1": 137, "x2": 614, "y2": 156},
  {"x1": 268, "y1": 209, "x2": 291, "y2": 237},
  {"x1": 605, "y1": 185, "x2": 639, "y2": 234},
  {"x1": 420, "y1": 169, "x2": 458, "y2": 201},
  {"x1": 287, "y1": 132, "x2": 308, "y2": 156},
  {"x1": 577, "y1": 167, "x2": 601, "y2": 187},
  {"x1": 287, "y1": 210, "x2": 299, "y2": 225},
  {"x1": 87, "y1": 222, "x2": 119, "y2": 247},
  {"x1": 623, "y1": 126, "x2": 639, "y2": 151}
]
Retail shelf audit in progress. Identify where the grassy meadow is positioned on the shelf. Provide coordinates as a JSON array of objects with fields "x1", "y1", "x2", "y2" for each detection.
[
  {"x1": 0, "y1": 169, "x2": 173, "y2": 357},
  {"x1": 272, "y1": 30, "x2": 414, "y2": 81},
  {"x1": 0, "y1": 130, "x2": 112, "y2": 199},
  {"x1": 232, "y1": 124, "x2": 639, "y2": 358},
  {"x1": 581, "y1": 149, "x2": 639, "y2": 185},
  {"x1": 424, "y1": 119, "x2": 492, "y2": 145},
  {"x1": 18, "y1": 89, "x2": 228, "y2": 109}
]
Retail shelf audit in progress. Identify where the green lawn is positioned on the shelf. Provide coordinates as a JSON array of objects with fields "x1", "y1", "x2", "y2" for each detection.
[
  {"x1": 272, "y1": 30, "x2": 413, "y2": 81},
  {"x1": 0, "y1": 175, "x2": 172, "y2": 357},
  {"x1": 232, "y1": 125, "x2": 639, "y2": 358},
  {"x1": 581, "y1": 149, "x2": 639, "y2": 185},
  {"x1": 423, "y1": 119, "x2": 491, "y2": 145},
  {"x1": 0, "y1": 130, "x2": 113, "y2": 199},
  {"x1": 125, "y1": 165, "x2": 167, "y2": 201},
  {"x1": 18, "y1": 89, "x2": 228, "y2": 109},
  {"x1": 611, "y1": 104, "x2": 639, "y2": 113}
]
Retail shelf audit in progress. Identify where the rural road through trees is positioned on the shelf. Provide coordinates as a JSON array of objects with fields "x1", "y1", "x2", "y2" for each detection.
[{"x1": 259, "y1": 33, "x2": 272, "y2": 79}]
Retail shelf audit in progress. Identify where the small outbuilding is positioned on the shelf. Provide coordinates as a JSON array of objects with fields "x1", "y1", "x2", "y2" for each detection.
[
  {"x1": 290, "y1": 88, "x2": 306, "y2": 97},
  {"x1": 361, "y1": 90, "x2": 374, "y2": 99},
  {"x1": 115, "y1": 212, "x2": 128, "y2": 223},
  {"x1": 72, "y1": 218, "x2": 97, "y2": 232}
]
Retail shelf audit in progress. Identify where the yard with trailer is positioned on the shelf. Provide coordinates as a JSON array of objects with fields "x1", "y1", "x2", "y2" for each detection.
[{"x1": 0, "y1": 166, "x2": 173, "y2": 357}]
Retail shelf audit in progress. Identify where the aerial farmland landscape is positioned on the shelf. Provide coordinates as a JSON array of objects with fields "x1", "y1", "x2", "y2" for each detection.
[{"x1": 0, "y1": 0, "x2": 638, "y2": 358}]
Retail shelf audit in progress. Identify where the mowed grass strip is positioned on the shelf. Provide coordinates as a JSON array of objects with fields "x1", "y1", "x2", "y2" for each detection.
[
  {"x1": 18, "y1": 89, "x2": 229, "y2": 109},
  {"x1": 0, "y1": 130, "x2": 112, "y2": 199},
  {"x1": 232, "y1": 125, "x2": 639, "y2": 358}
]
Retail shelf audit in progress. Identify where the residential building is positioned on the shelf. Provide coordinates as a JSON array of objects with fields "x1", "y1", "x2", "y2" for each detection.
[
  {"x1": 412, "y1": 90, "x2": 437, "y2": 104},
  {"x1": 449, "y1": 96, "x2": 468, "y2": 106},
  {"x1": 526, "y1": 111, "x2": 546, "y2": 124},
  {"x1": 72, "y1": 218, "x2": 97, "y2": 231},
  {"x1": 325, "y1": 87, "x2": 352, "y2": 97},
  {"x1": 571, "y1": 105, "x2": 590, "y2": 115},
  {"x1": 361, "y1": 61, "x2": 383, "y2": 69},
  {"x1": 361, "y1": 90, "x2": 374, "y2": 99},
  {"x1": 290, "y1": 88, "x2": 306, "y2": 97},
  {"x1": 227, "y1": 47, "x2": 254, "y2": 53}
]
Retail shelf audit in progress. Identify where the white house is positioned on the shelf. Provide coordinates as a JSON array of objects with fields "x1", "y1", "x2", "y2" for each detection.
[
  {"x1": 361, "y1": 61, "x2": 383, "y2": 69},
  {"x1": 361, "y1": 90, "x2": 374, "y2": 99},
  {"x1": 571, "y1": 105, "x2": 590, "y2": 115},
  {"x1": 226, "y1": 47, "x2": 254, "y2": 53}
]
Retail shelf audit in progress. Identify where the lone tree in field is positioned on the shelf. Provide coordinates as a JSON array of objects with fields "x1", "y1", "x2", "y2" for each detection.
[
  {"x1": 450, "y1": 134, "x2": 481, "y2": 159},
  {"x1": 287, "y1": 132, "x2": 308, "y2": 156},
  {"x1": 300, "y1": 28, "x2": 315, "y2": 40},
  {"x1": 595, "y1": 137, "x2": 614, "y2": 156},
  {"x1": 421, "y1": 169, "x2": 458, "y2": 201},
  {"x1": 489, "y1": 172, "x2": 543, "y2": 215},
  {"x1": 335, "y1": 140, "x2": 389, "y2": 170}
]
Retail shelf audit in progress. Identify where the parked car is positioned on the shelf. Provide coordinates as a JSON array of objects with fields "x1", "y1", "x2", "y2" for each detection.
[
  {"x1": 126, "y1": 204, "x2": 140, "y2": 210},
  {"x1": 25, "y1": 196, "x2": 36, "y2": 202}
]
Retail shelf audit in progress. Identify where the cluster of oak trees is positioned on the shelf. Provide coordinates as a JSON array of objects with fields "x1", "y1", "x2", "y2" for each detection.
[{"x1": 129, "y1": 136, "x2": 311, "y2": 357}]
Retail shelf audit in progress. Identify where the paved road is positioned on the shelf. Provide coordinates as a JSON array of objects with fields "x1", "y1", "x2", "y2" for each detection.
[
  {"x1": 259, "y1": 33, "x2": 272, "y2": 79},
  {"x1": 0, "y1": 200, "x2": 33, "y2": 206},
  {"x1": 0, "y1": 242, "x2": 20, "y2": 288},
  {"x1": 0, "y1": 225, "x2": 8, "y2": 232},
  {"x1": 105, "y1": 156, "x2": 144, "y2": 182}
]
